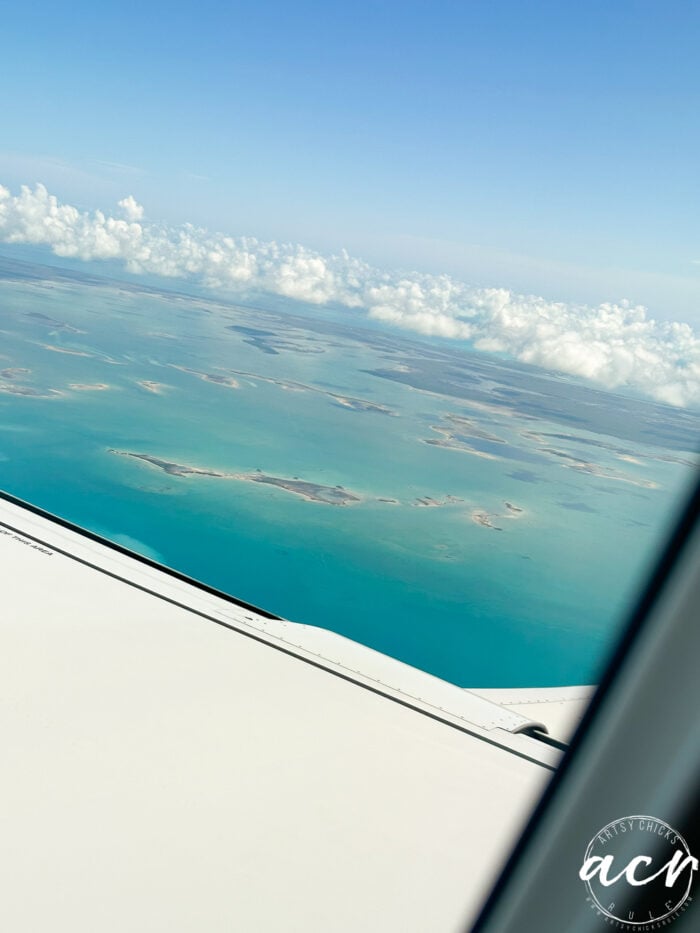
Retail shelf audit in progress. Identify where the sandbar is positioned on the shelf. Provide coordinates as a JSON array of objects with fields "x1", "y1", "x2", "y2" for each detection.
[
  {"x1": 40, "y1": 344, "x2": 92, "y2": 357},
  {"x1": 424, "y1": 438, "x2": 500, "y2": 460}
]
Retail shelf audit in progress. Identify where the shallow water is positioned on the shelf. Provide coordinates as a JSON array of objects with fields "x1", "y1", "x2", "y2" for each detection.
[{"x1": 1, "y1": 260, "x2": 696, "y2": 686}]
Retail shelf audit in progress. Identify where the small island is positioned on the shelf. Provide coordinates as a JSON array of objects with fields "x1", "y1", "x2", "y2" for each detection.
[
  {"x1": 169, "y1": 365, "x2": 240, "y2": 389},
  {"x1": 69, "y1": 383, "x2": 110, "y2": 391},
  {"x1": 538, "y1": 446, "x2": 659, "y2": 489},
  {"x1": 25, "y1": 311, "x2": 85, "y2": 333},
  {"x1": 331, "y1": 394, "x2": 395, "y2": 415},
  {"x1": 137, "y1": 380, "x2": 169, "y2": 394},
  {"x1": 412, "y1": 494, "x2": 465, "y2": 508},
  {"x1": 424, "y1": 413, "x2": 507, "y2": 459},
  {"x1": 424, "y1": 438, "x2": 499, "y2": 459},
  {"x1": 180, "y1": 367, "x2": 398, "y2": 415},
  {"x1": 201, "y1": 373, "x2": 240, "y2": 388},
  {"x1": 108, "y1": 450, "x2": 362, "y2": 505},
  {"x1": 470, "y1": 501, "x2": 527, "y2": 531},
  {"x1": 249, "y1": 472, "x2": 361, "y2": 505},
  {"x1": 415, "y1": 496, "x2": 441, "y2": 507},
  {"x1": 0, "y1": 385, "x2": 63, "y2": 398},
  {"x1": 40, "y1": 343, "x2": 93, "y2": 357},
  {"x1": 108, "y1": 451, "x2": 228, "y2": 478},
  {"x1": 471, "y1": 510, "x2": 502, "y2": 531}
]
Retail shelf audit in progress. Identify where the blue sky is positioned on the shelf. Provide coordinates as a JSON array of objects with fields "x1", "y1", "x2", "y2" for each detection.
[{"x1": 1, "y1": 0, "x2": 699, "y2": 319}]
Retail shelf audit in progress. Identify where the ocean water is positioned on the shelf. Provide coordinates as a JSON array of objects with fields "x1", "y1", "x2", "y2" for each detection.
[{"x1": 1, "y1": 257, "x2": 697, "y2": 687}]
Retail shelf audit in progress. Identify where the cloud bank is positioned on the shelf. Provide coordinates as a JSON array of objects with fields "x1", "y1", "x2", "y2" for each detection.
[{"x1": 1, "y1": 182, "x2": 699, "y2": 408}]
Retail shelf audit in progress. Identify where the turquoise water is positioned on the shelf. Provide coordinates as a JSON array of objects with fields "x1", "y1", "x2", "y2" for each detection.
[{"x1": 1, "y1": 261, "x2": 696, "y2": 686}]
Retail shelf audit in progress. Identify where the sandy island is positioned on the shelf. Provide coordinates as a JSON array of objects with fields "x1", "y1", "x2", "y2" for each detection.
[
  {"x1": 471, "y1": 501, "x2": 527, "y2": 531},
  {"x1": 424, "y1": 415, "x2": 507, "y2": 460},
  {"x1": 471, "y1": 510, "x2": 502, "y2": 531},
  {"x1": 413, "y1": 494, "x2": 465, "y2": 508},
  {"x1": 424, "y1": 438, "x2": 500, "y2": 460},
  {"x1": 137, "y1": 380, "x2": 169, "y2": 395},
  {"x1": 538, "y1": 447, "x2": 659, "y2": 489},
  {"x1": 108, "y1": 450, "x2": 362, "y2": 505},
  {"x1": 169, "y1": 365, "x2": 240, "y2": 389},
  {"x1": 178, "y1": 367, "x2": 397, "y2": 415},
  {"x1": 69, "y1": 383, "x2": 110, "y2": 391},
  {"x1": 40, "y1": 344, "x2": 92, "y2": 357},
  {"x1": 440, "y1": 414, "x2": 506, "y2": 443},
  {"x1": 0, "y1": 385, "x2": 63, "y2": 398},
  {"x1": 332, "y1": 394, "x2": 394, "y2": 414},
  {"x1": 201, "y1": 374, "x2": 240, "y2": 388},
  {"x1": 25, "y1": 311, "x2": 85, "y2": 334}
]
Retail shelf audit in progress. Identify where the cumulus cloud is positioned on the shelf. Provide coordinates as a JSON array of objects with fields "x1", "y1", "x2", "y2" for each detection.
[
  {"x1": 1, "y1": 181, "x2": 700, "y2": 407},
  {"x1": 118, "y1": 195, "x2": 144, "y2": 221}
]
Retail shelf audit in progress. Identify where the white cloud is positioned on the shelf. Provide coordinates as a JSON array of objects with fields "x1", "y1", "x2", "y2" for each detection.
[
  {"x1": 118, "y1": 195, "x2": 144, "y2": 221},
  {"x1": 1, "y1": 181, "x2": 700, "y2": 408}
]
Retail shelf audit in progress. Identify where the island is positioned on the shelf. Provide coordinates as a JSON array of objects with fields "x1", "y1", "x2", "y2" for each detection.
[
  {"x1": 470, "y1": 501, "x2": 527, "y2": 531},
  {"x1": 471, "y1": 510, "x2": 502, "y2": 531},
  {"x1": 108, "y1": 451, "x2": 228, "y2": 478},
  {"x1": 249, "y1": 473, "x2": 361, "y2": 505},
  {"x1": 40, "y1": 344, "x2": 92, "y2": 357},
  {"x1": 25, "y1": 311, "x2": 85, "y2": 333},
  {"x1": 108, "y1": 450, "x2": 362, "y2": 505},
  {"x1": 137, "y1": 380, "x2": 169, "y2": 394},
  {"x1": 0, "y1": 385, "x2": 63, "y2": 398},
  {"x1": 170, "y1": 366, "x2": 397, "y2": 415},
  {"x1": 69, "y1": 383, "x2": 110, "y2": 391},
  {"x1": 424, "y1": 413, "x2": 507, "y2": 459},
  {"x1": 537, "y1": 447, "x2": 659, "y2": 489},
  {"x1": 424, "y1": 437, "x2": 500, "y2": 460},
  {"x1": 169, "y1": 365, "x2": 239, "y2": 388}
]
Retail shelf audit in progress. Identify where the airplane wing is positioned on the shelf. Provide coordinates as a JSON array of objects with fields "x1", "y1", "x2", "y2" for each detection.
[{"x1": 1, "y1": 491, "x2": 578, "y2": 932}]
